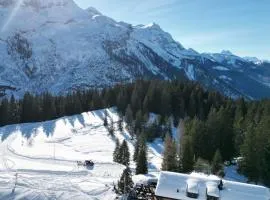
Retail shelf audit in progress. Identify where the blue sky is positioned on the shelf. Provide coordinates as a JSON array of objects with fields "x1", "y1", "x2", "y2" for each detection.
[{"x1": 75, "y1": 0, "x2": 270, "y2": 60}]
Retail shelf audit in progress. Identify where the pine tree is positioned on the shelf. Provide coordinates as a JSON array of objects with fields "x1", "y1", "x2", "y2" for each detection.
[
  {"x1": 118, "y1": 167, "x2": 134, "y2": 194},
  {"x1": 73, "y1": 93, "x2": 83, "y2": 114},
  {"x1": 55, "y1": 96, "x2": 66, "y2": 117},
  {"x1": 211, "y1": 149, "x2": 223, "y2": 175},
  {"x1": 125, "y1": 104, "x2": 133, "y2": 128},
  {"x1": 0, "y1": 98, "x2": 10, "y2": 126},
  {"x1": 205, "y1": 107, "x2": 223, "y2": 160},
  {"x1": 161, "y1": 116, "x2": 171, "y2": 139},
  {"x1": 42, "y1": 92, "x2": 56, "y2": 121},
  {"x1": 160, "y1": 88, "x2": 171, "y2": 116},
  {"x1": 9, "y1": 95, "x2": 20, "y2": 124},
  {"x1": 103, "y1": 110, "x2": 108, "y2": 127},
  {"x1": 188, "y1": 91, "x2": 197, "y2": 118},
  {"x1": 117, "y1": 89, "x2": 128, "y2": 115},
  {"x1": 181, "y1": 136, "x2": 194, "y2": 173},
  {"x1": 162, "y1": 133, "x2": 178, "y2": 172},
  {"x1": 119, "y1": 140, "x2": 130, "y2": 166},
  {"x1": 133, "y1": 138, "x2": 140, "y2": 162},
  {"x1": 135, "y1": 137, "x2": 148, "y2": 174},
  {"x1": 241, "y1": 113, "x2": 270, "y2": 185},
  {"x1": 131, "y1": 83, "x2": 143, "y2": 113},
  {"x1": 21, "y1": 92, "x2": 33, "y2": 122},
  {"x1": 108, "y1": 119, "x2": 115, "y2": 137},
  {"x1": 142, "y1": 95, "x2": 149, "y2": 113},
  {"x1": 134, "y1": 110, "x2": 143, "y2": 133},
  {"x1": 240, "y1": 124, "x2": 260, "y2": 183},
  {"x1": 189, "y1": 118, "x2": 206, "y2": 160},
  {"x1": 263, "y1": 142, "x2": 270, "y2": 186},
  {"x1": 217, "y1": 106, "x2": 235, "y2": 161},
  {"x1": 118, "y1": 116, "x2": 124, "y2": 133},
  {"x1": 113, "y1": 139, "x2": 120, "y2": 163}
]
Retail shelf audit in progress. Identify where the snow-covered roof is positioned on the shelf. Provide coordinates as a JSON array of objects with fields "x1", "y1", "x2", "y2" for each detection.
[
  {"x1": 187, "y1": 179, "x2": 199, "y2": 194},
  {"x1": 155, "y1": 171, "x2": 270, "y2": 200},
  {"x1": 206, "y1": 181, "x2": 219, "y2": 197}
]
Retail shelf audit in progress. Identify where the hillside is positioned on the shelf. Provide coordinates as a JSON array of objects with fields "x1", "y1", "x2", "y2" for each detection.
[
  {"x1": 0, "y1": 105, "x2": 268, "y2": 199},
  {"x1": 0, "y1": 0, "x2": 269, "y2": 99},
  {"x1": 0, "y1": 108, "x2": 162, "y2": 199}
]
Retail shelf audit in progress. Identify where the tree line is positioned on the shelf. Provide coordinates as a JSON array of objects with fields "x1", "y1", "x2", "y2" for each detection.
[
  {"x1": 0, "y1": 80, "x2": 227, "y2": 127},
  {"x1": 0, "y1": 80, "x2": 269, "y2": 185},
  {"x1": 161, "y1": 98, "x2": 270, "y2": 186}
]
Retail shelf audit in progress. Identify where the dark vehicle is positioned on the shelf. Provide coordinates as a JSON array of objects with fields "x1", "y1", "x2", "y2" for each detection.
[
  {"x1": 77, "y1": 160, "x2": 94, "y2": 167},
  {"x1": 85, "y1": 160, "x2": 94, "y2": 167}
]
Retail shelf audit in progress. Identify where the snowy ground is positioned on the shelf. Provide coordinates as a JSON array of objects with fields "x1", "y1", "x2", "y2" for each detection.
[
  {"x1": 0, "y1": 108, "x2": 259, "y2": 199},
  {"x1": 0, "y1": 108, "x2": 163, "y2": 200},
  {"x1": 224, "y1": 165, "x2": 248, "y2": 183}
]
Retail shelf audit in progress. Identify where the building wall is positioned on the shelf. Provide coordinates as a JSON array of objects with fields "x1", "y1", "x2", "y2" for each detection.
[{"x1": 156, "y1": 196, "x2": 180, "y2": 200}]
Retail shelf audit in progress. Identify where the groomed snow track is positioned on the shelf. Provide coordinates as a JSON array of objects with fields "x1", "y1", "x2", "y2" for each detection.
[{"x1": 0, "y1": 108, "x2": 163, "y2": 200}]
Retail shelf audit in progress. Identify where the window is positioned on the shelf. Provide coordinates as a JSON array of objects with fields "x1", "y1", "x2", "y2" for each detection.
[
  {"x1": 186, "y1": 191, "x2": 199, "y2": 198},
  {"x1": 186, "y1": 179, "x2": 199, "y2": 199},
  {"x1": 206, "y1": 195, "x2": 219, "y2": 200}
]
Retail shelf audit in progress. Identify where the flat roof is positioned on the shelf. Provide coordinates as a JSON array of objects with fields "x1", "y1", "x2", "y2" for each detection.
[{"x1": 155, "y1": 171, "x2": 270, "y2": 200}]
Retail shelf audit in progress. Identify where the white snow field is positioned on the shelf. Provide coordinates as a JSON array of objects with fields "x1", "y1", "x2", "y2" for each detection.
[{"x1": 0, "y1": 108, "x2": 163, "y2": 200}]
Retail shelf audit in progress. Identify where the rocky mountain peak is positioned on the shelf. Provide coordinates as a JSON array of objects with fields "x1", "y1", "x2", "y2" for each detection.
[
  {"x1": 221, "y1": 50, "x2": 234, "y2": 56},
  {"x1": 86, "y1": 6, "x2": 102, "y2": 16}
]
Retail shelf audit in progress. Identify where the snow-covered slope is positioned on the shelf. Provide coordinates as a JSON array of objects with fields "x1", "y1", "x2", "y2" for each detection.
[
  {"x1": 0, "y1": 108, "x2": 265, "y2": 199},
  {"x1": 0, "y1": 108, "x2": 163, "y2": 199},
  {"x1": 0, "y1": 0, "x2": 269, "y2": 99},
  {"x1": 243, "y1": 56, "x2": 264, "y2": 65},
  {"x1": 201, "y1": 51, "x2": 270, "y2": 99}
]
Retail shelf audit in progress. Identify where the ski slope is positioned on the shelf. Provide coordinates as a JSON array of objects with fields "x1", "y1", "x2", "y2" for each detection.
[{"x1": 0, "y1": 108, "x2": 163, "y2": 200}]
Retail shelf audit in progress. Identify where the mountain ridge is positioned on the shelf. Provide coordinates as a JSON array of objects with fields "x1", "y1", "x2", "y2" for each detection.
[{"x1": 0, "y1": 0, "x2": 269, "y2": 99}]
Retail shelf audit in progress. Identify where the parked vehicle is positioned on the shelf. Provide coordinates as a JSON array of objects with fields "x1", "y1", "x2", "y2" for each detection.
[{"x1": 77, "y1": 160, "x2": 94, "y2": 167}]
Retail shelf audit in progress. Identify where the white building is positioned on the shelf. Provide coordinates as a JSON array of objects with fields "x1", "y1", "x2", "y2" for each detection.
[{"x1": 155, "y1": 171, "x2": 270, "y2": 200}]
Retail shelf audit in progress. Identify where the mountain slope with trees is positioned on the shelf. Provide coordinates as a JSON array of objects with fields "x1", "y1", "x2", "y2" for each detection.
[{"x1": 0, "y1": 79, "x2": 269, "y2": 185}]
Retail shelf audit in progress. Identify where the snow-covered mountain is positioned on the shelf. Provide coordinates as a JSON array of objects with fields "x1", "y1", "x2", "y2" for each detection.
[{"x1": 0, "y1": 0, "x2": 269, "y2": 99}]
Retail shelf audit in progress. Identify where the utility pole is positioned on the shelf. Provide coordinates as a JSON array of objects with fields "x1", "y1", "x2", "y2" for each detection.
[{"x1": 53, "y1": 142, "x2": 55, "y2": 160}]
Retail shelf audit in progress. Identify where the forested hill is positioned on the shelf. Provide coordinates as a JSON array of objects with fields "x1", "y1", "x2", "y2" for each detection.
[{"x1": 0, "y1": 80, "x2": 269, "y2": 186}]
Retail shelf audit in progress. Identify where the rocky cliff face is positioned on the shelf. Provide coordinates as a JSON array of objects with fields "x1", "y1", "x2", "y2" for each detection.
[{"x1": 0, "y1": 0, "x2": 269, "y2": 99}]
